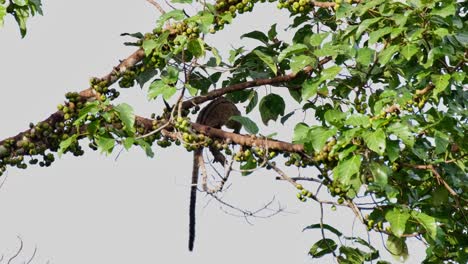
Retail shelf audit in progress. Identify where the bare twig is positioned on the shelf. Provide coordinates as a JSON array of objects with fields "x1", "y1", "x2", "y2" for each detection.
[
  {"x1": 276, "y1": 176, "x2": 323, "y2": 184},
  {"x1": 7, "y1": 236, "x2": 23, "y2": 264},
  {"x1": 25, "y1": 245, "x2": 37, "y2": 264},
  {"x1": 146, "y1": 0, "x2": 166, "y2": 14},
  {"x1": 210, "y1": 194, "x2": 285, "y2": 221},
  {"x1": 267, "y1": 161, "x2": 300, "y2": 188}
]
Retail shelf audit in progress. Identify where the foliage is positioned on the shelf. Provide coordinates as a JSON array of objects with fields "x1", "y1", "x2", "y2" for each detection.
[
  {"x1": 1, "y1": 0, "x2": 467, "y2": 263},
  {"x1": 0, "y1": 0, "x2": 42, "y2": 37}
]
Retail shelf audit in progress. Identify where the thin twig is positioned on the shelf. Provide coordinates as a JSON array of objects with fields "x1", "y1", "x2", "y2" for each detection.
[
  {"x1": 25, "y1": 246, "x2": 37, "y2": 264},
  {"x1": 7, "y1": 236, "x2": 23, "y2": 264},
  {"x1": 146, "y1": 0, "x2": 166, "y2": 14}
]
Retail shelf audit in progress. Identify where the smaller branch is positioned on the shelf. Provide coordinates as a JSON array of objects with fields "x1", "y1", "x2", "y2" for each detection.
[
  {"x1": 146, "y1": 0, "x2": 166, "y2": 14},
  {"x1": 346, "y1": 199, "x2": 365, "y2": 224},
  {"x1": 276, "y1": 176, "x2": 323, "y2": 184},
  {"x1": 0, "y1": 172, "x2": 9, "y2": 190},
  {"x1": 267, "y1": 161, "x2": 300, "y2": 188},
  {"x1": 415, "y1": 84, "x2": 435, "y2": 96},
  {"x1": 191, "y1": 123, "x2": 305, "y2": 153},
  {"x1": 205, "y1": 157, "x2": 235, "y2": 194},
  {"x1": 7, "y1": 236, "x2": 23, "y2": 264},
  {"x1": 181, "y1": 57, "x2": 332, "y2": 110},
  {"x1": 311, "y1": 1, "x2": 336, "y2": 8},
  {"x1": 403, "y1": 163, "x2": 467, "y2": 224},
  {"x1": 319, "y1": 203, "x2": 337, "y2": 257},
  {"x1": 403, "y1": 163, "x2": 458, "y2": 197},
  {"x1": 210, "y1": 194, "x2": 284, "y2": 221},
  {"x1": 25, "y1": 246, "x2": 37, "y2": 264},
  {"x1": 311, "y1": 0, "x2": 361, "y2": 8}
]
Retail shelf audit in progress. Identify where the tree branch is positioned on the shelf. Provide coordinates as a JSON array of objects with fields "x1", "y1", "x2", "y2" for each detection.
[{"x1": 181, "y1": 57, "x2": 332, "y2": 110}]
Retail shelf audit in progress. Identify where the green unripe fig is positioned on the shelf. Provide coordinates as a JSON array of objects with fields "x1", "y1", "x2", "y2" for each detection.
[{"x1": 0, "y1": 145, "x2": 9, "y2": 158}]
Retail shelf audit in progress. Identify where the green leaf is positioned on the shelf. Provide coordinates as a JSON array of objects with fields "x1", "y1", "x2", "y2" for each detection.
[
  {"x1": 431, "y1": 2, "x2": 455, "y2": 18},
  {"x1": 240, "y1": 154, "x2": 257, "y2": 176},
  {"x1": 309, "y1": 32, "x2": 329, "y2": 46},
  {"x1": 386, "y1": 236, "x2": 408, "y2": 262},
  {"x1": 229, "y1": 116, "x2": 259, "y2": 134},
  {"x1": 385, "y1": 208, "x2": 410, "y2": 237},
  {"x1": 58, "y1": 134, "x2": 78, "y2": 157},
  {"x1": 293, "y1": 123, "x2": 309, "y2": 144},
  {"x1": 309, "y1": 238, "x2": 337, "y2": 258},
  {"x1": 412, "y1": 211, "x2": 437, "y2": 240},
  {"x1": 278, "y1": 44, "x2": 308, "y2": 62},
  {"x1": 267, "y1": 23, "x2": 277, "y2": 40},
  {"x1": 356, "y1": 47, "x2": 374, "y2": 65},
  {"x1": 321, "y1": 65, "x2": 341, "y2": 80},
  {"x1": 211, "y1": 47, "x2": 222, "y2": 66},
  {"x1": 431, "y1": 186, "x2": 449, "y2": 206},
  {"x1": 13, "y1": 7, "x2": 29, "y2": 37},
  {"x1": 218, "y1": 12, "x2": 233, "y2": 24},
  {"x1": 0, "y1": 5, "x2": 6, "y2": 27},
  {"x1": 338, "y1": 246, "x2": 367, "y2": 263},
  {"x1": 302, "y1": 78, "x2": 319, "y2": 100},
  {"x1": 313, "y1": 43, "x2": 338, "y2": 58},
  {"x1": 122, "y1": 137, "x2": 135, "y2": 150},
  {"x1": 114, "y1": 103, "x2": 135, "y2": 134},
  {"x1": 148, "y1": 80, "x2": 177, "y2": 100},
  {"x1": 280, "y1": 111, "x2": 295, "y2": 125},
  {"x1": 363, "y1": 128, "x2": 386, "y2": 155},
  {"x1": 433, "y1": 28, "x2": 449, "y2": 38},
  {"x1": 155, "y1": 10, "x2": 185, "y2": 29},
  {"x1": 240, "y1": 30, "x2": 269, "y2": 44},
  {"x1": 400, "y1": 44, "x2": 419, "y2": 60},
  {"x1": 161, "y1": 66, "x2": 179, "y2": 85},
  {"x1": 431, "y1": 74, "x2": 451, "y2": 99},
  {"x1": 96, "y1": 135, "x2": 115, "y2": 154},
  {"x1": 136, "y1": 67, "x2": 158, "y2": 87},
  {"x1": 369, "y1": 162, "x2": 389, "y2": 186},
  {"x1": 434, "y1": 130, "x2": 450, "y2": 154},
  {"x1": 344, "y1": 114, "x2": 370, "y2": 127},
  {"x1": 309, "y1": 126, "x2": 337, "y2": 152},
  {"x1": 378, "y1": 45, "x2": 400, "y2": 65},
  {"x1": 324, "y1": 109, "x2": 346, "y2": 127},
  {"x1": 135, "y1": 138, "x2": 154, "y2": 158},
  {"x1": 387, "y1": 122, "x2": 414, "y2": 148},
  {"x1": 142, "y1": 39, "x2": 158, "y2": 56},
  {"x1": 74, "y1": 101, "x2": 100, "y2": 125},
  {"x1": 356, "y1": 17, "x2": 382, "y2": 38},
  {"x1": 259, "y1": 94, "x2": 285, "y2": 125},
  {"x1": 303, "y1": 223, "x2": 343, "y2": 237},
  {"x1": 246, "y1": 91, "x2": 258, "y2": 114},
  {"x1": 386, "y1": 139, "x2": 400, "y2": 162},
  {"x1": 369, "y1": 27, "x2": 392, "y2": 45},
  {"x1": 290, "y1": 55, "x2": 314, "y2": 74},
  {"x1": 13, "y1": 0, "x2": 28, "y2": 6},
  {"x1": 187, "y1": 38, "x2": 205, "y2": 58},
  {"x1": 194, "y1": 12, "x2": 214, "y2": 33},
  {"x1": 253, "y1": 50, "x2": 277, "y2": 75},
  {"x1": 333, "y1": 155, "x2": 361, "y2": 185}
]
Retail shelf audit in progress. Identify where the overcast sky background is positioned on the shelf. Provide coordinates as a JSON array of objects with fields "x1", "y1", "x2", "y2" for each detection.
[{"x1": 0, "y1": 1, "x2": 425, "y2": 263}]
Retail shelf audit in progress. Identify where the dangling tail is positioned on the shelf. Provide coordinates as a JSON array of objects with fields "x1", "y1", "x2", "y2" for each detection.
[{"x1": 188, "y1": 149, "x2": 201, "y2": 251}]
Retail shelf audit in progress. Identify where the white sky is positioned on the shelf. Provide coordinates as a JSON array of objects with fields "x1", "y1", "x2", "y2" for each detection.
[{"x1": 0, "y1": 1, "x2": 425, "y2": 263}]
